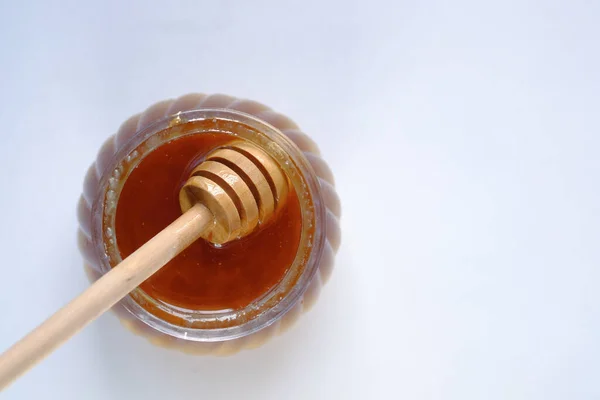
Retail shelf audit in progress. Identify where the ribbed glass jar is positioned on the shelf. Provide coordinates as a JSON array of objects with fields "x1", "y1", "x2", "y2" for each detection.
[{"x1": 77, "y1": 94, "x2": 341, "y2": 355}]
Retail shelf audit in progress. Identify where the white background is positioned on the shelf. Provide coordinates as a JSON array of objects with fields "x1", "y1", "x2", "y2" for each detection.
[{"x1": 1, "y1": 0, "x2": 599, "y2": 398}]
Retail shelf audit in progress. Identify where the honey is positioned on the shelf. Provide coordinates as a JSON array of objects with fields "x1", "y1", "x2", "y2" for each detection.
[{"x1": 115, "y1": 132, "x2": 303, "y2": 312}]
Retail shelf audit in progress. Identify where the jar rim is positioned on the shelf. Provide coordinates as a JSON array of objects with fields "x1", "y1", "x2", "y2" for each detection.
[{"x1": 91, "y1": 109, "x2": 326, "y2": 342}]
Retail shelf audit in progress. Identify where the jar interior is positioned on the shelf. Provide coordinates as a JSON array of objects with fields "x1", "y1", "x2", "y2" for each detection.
[{"x1": 91, "y1": 110, "x2": 325, "y2": 341}]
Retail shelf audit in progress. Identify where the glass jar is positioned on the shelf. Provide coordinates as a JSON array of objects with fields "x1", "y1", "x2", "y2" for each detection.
[{"x1": 77, "y1": 94, "x2": 341, "y2": 355}]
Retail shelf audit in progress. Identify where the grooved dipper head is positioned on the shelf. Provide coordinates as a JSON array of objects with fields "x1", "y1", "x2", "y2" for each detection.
[{"x1": 179, "y1": 140, "x2": 289, "y2": 245}]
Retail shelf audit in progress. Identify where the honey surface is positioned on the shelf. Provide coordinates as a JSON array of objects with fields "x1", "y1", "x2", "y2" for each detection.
[{"x1": 115, "y1": 132, "x2": 302, "y2": 311}]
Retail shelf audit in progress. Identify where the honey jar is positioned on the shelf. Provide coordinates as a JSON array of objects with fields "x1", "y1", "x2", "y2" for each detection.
[{"x1": 77, "y1": 94, "x2": 341, "y2": 355}]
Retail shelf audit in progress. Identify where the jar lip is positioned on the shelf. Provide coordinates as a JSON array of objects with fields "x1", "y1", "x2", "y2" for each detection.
[{"x1": 91, "y1": 108, "x2": 326, "y2": 342}]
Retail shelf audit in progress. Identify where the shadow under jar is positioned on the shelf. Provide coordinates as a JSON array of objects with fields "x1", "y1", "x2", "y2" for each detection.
[{"x1": 77, "y1": 95, "x2": 341, "y2": 356}]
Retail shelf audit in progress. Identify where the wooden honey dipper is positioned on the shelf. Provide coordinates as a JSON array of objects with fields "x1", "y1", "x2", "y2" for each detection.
[{"x1": 0, "y1": 140, "x2": 289, "y2": 389}]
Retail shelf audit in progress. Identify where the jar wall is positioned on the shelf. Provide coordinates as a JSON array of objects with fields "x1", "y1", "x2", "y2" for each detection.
[{"x1": 77, "y1": 93, "x2": 341, "y2": 355}]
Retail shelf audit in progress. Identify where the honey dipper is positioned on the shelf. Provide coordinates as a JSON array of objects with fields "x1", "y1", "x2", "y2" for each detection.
[{"x1": 0, "y1": 140, "x2": 289, "y2": 389}]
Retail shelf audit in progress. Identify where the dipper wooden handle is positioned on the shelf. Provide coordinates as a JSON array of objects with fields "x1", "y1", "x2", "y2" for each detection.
[{"x1": 0, "y1": 140, "x2": 288, "y2": 390}]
